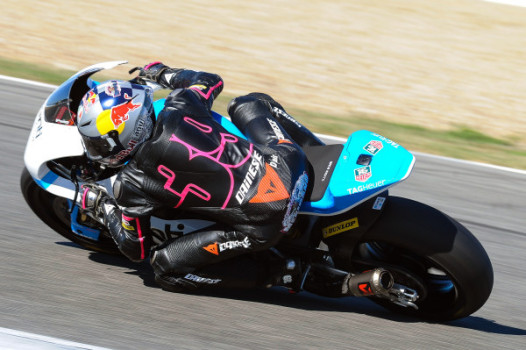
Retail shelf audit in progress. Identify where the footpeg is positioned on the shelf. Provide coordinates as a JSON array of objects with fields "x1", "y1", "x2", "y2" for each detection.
[{"x1": 345, "y1": 268, "x2": 394, "y2": 297}]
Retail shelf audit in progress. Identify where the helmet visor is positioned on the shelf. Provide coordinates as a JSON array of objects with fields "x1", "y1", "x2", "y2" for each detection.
[{"x1": 81, "y1": 131, "x2": 125, "y2": 167}]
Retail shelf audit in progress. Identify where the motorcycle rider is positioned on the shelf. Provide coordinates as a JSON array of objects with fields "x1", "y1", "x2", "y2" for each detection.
[{"x1": 76, "y1": 62, "x2": 362, "y2": 296}]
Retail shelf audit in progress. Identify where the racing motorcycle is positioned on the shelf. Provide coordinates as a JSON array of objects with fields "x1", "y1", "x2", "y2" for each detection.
[{"x1": 21, "y1": 61, "x2": 493, "y2": 321}]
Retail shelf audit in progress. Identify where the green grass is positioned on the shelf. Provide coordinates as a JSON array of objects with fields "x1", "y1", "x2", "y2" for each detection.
[
  {"x1": 0, "y1": 57, "x2": 76, "y2": 85},
  {"x1": 2, "y1": 56, "x2": 524, "y2": 170}
]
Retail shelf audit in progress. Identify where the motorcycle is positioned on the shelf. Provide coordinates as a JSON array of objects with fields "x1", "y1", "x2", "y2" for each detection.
[{"x1": 21, "y1": 61, "x2": 493, "y2": 321}]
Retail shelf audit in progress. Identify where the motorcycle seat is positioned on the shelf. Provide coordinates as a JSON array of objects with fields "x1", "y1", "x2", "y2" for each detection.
[{"x1": 302, "y1": 144, "x2": 344, "y2": 202}]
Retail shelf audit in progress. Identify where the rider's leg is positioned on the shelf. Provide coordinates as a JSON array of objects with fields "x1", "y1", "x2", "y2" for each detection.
[
  {"x1": 228, "y1": 93, "x2": 325, "y2": 147},
  {"x1": 150, "y1": 223, "x2": 297, "y2": 292}
]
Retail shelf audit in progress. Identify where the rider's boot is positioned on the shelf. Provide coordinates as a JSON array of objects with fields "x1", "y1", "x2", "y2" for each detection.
[{"x1": 265, "y1": 258, "x2": 307, "y2": 292}]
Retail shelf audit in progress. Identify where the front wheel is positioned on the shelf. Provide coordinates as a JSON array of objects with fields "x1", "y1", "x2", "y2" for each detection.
[
  {"x1": 20, "y1": 167, "x2": 120, "y2": 254},
  {"x1": 348, "y1": 197, "x2": 493, "y2": 321}
]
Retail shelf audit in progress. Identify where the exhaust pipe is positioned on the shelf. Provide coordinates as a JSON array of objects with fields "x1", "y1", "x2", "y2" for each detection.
[{"x1": 345, "y1": 268, "x2": 394, "y2": 297}]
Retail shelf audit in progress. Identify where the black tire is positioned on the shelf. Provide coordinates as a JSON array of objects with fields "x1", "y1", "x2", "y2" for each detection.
[
  {"x1": 20, "y1": 167, "x2": 120, "y2": 254},
  {"x1": 350, "y1": 196, "x2": 493, "y2": 321}
]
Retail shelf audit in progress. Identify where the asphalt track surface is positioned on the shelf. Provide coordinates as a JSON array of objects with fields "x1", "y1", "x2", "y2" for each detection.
[{"x1": 1, "y1": 77, "x2": 525, "y2": 349}]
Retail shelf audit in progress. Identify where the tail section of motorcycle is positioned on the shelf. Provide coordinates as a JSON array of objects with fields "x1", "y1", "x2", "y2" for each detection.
[{"x1": 316, "y1": 192, "x2": 493, "y2": 321}]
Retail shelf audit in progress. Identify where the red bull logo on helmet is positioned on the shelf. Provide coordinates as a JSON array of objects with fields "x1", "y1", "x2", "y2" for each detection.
[
  {"x1": 110, "y1": 94, "x2": 141, "y2": 128},
  {"x1": 96, "y1": 93, "x2": 142, "y2": 135}
]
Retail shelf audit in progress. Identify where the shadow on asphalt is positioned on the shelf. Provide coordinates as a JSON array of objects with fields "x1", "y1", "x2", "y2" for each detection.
[
  {"x1": 445, "y1": 317, "x2": 526, "y2": 336},
  {"x1": 83, "y1": 248, "x2": 526, "y2": 336}
]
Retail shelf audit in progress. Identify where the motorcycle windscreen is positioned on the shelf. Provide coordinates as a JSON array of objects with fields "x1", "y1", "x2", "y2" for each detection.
[{"x1": 24, "y1": 61, "x2": 127, "y2": 198}]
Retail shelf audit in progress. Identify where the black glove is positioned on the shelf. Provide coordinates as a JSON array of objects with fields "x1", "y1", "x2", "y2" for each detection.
[{"x1": 129, "y1": 61, "x2": 170, "y2": 86}]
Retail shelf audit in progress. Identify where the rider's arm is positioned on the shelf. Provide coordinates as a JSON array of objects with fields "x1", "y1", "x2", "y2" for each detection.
[
  {"x1": 162, "y1": 69, "x2": 223, "y2": 111},
  {"x1": 102, "y1": 202, "x2": 152, "y2": 262},
  {"x1": 136, "y1": 62, "x2": 223, "y2": 110},
  {"x1": 77, "y1": 184, "x2": 151, "y2": 262}
]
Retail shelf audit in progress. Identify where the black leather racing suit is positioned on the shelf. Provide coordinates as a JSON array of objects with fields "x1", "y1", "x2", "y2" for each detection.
[{"x1": 103, "y1": 67, "x2": 323, "y2": 292}]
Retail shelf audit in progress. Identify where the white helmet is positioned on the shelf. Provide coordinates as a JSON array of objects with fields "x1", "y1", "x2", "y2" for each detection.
[{"x1": 76, "y1": 80, "x2": 154, "y2": 167}]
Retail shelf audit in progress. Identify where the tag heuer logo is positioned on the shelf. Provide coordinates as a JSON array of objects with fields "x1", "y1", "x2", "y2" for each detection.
[
  {"x1": 364, "y1": 140, "x2": 383, "y2": 155},
  {"x1": 354, "y1": 166, "x2": 372, "y2": 182}
]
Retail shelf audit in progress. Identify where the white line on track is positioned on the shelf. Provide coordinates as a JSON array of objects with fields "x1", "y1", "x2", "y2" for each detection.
[
  {"x1": 0, "y1": 74, "x2": 57, "y2": 89},
  {"x1": 0, "y1": 327, "x2": 112, "y2": 350},
  {"x1": 1, "y1": 74, "x2": 525, "y2": 177}
]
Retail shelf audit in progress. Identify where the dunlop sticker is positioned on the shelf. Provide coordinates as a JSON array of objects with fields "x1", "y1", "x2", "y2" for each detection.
[{"x1": 322, "y1": 217, "x2": 359, "y2": 239}]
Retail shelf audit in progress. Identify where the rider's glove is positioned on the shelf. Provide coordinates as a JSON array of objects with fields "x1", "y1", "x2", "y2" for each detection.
[
  {"x1": 129, "y1": 61, "x2": 170, "y2": 86},
  {"x1": 77, "y1": 184, "x2": 112, "y2": 218}
]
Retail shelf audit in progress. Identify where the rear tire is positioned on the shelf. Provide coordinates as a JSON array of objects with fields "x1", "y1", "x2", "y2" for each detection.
[
  {"x1": 20, "y1": 167, "x2": 120, "y2": 254},
  {"x1": 349, "y1": 196, "x2": 493, "y2": 321}
]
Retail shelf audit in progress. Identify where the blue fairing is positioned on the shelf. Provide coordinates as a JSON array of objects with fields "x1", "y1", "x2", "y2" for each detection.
[
  {"x1": 299, "y1": 130, "x2": 415, "y2": 215},
  {"x1": 69, "y1": 203, "x2": 101, "y2": 240},
  {"x1": 34, "y1": 171, "x2": 60, "y2": 190},
  {"x1": 153, "y1": 98, "x2": 166, "y2": 118},
  {"x1": 155, "y1": 100, "x2": 414, "y2": 216}
]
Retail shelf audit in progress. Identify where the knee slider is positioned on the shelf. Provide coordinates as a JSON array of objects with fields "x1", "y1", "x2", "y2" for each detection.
[
  {"x1": 150, "y1": 248, "x2": 170, "y2": 276},
  {"x1": 150, "y1": 245, "x2": 189, "y2": 277}
]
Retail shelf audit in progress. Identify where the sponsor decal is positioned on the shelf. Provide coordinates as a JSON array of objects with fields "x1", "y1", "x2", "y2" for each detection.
[
  {"x1": 272, "y1": 107, "x2": 303, "y2": 128},
  {"x1": 249, "y1": 164, "x2": 289, "y2": 204},
  {"x1": 282, "y1": 172, "x2": 308, "y2": 233},
  {"x1": 358, "y1": 283, "x2": 374, "y2": 296},
  {"x1": 78, "y1": 90, "x2": 97, "y2": 121},
  {"x1": 114, "y1": 139, "x2": 138, "y2": 162},
  {"x1": 269, "y1": 154, "x2": 279, "y2": 169},
  {"x1": 203, "y1": 236, "x2": 251, "y2": 255},
  {"x1": 121, "y1": 218, "x2": 134, "y2": 231},
  {"x1": 110, "y1": 94, "x2": 141, "y2": 128},
  {"x1": 32, "y1": 112, "x2": 43, "y2": 140},
  {"x1": 322, "y1": 217, "x2": 359, "y2": 239},
  {"x1": 54, "y1": 106, "x2": 74, "y2": 125},
  {"x1": 372, "y1": 196, "x2": 386, "y2": 210},
  {"x1": 354, "y1": 166, "x2": 372, "y2": 182},
  {"x1": 347, "y1": 180, "x2": 386, "y2": 195},
  {"x1": 202, "y1": 243, "x2": 219, "y2": 255},
  {"x1": 321, "y1": 161, "x2": 333, "y2": 182},
  {"x1": 95, "y1": 93, "x2": 141, "y2": 135},
  {"x1": 112, "y1": 116, "x2": 151, "y2": 163},
  {"x1": 105, "y1": 81, "x2": 122, "y2": 98},
  {"x1": 184, "y1": 274, "x2": 221, "y2": 284},
  {"x1": 266, "y1": 118, "x2": 293, "y2": 144},
  {"x1": 235, "y1": 151, "x2": 264, "y2": 204},
  {"x1": 372, "y1": 133, "x2": 399, "y2": 148},
  {"x1": 87, "y1": 91, "x2": 97, "y2": 105},
  {"x1": 364, "y1": 140, "x2": 383, "y2": 155}
]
